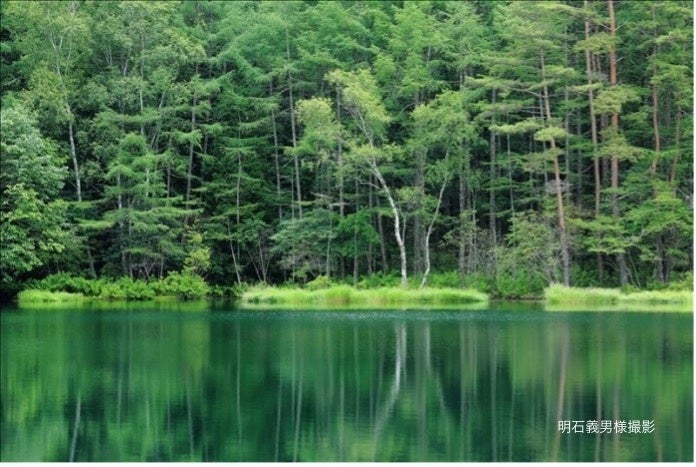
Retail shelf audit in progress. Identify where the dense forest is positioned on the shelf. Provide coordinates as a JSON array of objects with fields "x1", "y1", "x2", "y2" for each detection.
[{"x1": 1, "y1": 0, "x2": 693, "y2": 298}]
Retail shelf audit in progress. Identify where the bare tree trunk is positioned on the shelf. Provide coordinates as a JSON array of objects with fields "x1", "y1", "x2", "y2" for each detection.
[
  {"x1": 608, "y1": 0, "x2": 628, "y2": 287},
  {"x1": 353, "y1": 178, "x2": 359, "y2": 284},
  {"x1": 669, "y1": 106, "x2": 681, "y2": 186},
  {"x1": 186, "y1": 76, "x2": 197, "y2": 206},
  {"x1": 377, "y1": 201, "x2": 388, "y2": 274},
  {"x1": 489, "y1": 90, "x2": 498, "y2": 248},
  {"x1": 650, "y1": 77, "x2": 661, "y2": 176},
  {"x1": 368, "y1": 177, "x2": 375, "y2": 274},
  {"x1": 648, "y1": 17, "x2": 665, "y2": 282},
  {"x1": 584, "y1": 10, "x2": 605, "y2": 280},
  {"x1": 372, "y1": 162, "x2": 408, "y2": 288},
  {"x1": 413, "y1": 146, "x2": 426, "y2": 277},
  {"x1": 228, "y1": 222, "x2": 242, "y2": 287},
  {"x1": 284, "y1": 23, "x2": 302, "y2": 219},
  {"x1": 541, "y1": 50, "x2": 570, "y2": 286},
  {"x1": 458, "y1": 150, "x2": 467, "y2": 280},
  {"x1": 420, "y1": 172, "x2": 449, "y2": 289},
  {"x1": 270, "y1": 91, "x2": 283, "y2": 221}
]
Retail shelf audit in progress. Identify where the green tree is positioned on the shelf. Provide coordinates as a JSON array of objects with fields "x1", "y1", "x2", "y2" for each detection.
[
  {"x1": 328, "y1": 68, "x2": 409, "y2": 288},
  {"x1": 0, "y1": 103, "x2": 68, "y2": 293}
]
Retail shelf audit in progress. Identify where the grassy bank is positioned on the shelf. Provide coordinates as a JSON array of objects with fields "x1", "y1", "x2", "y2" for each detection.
[
  {"x1": 16, "y1": 272, "x2": 212, "y2": 302},
  {"x1": 17, "y1": 289, "x2": 85, "y2": 305},
  {"x1": 545, "y1": 284, "x2": 693, "y2": 312},
  {"x1": 14, "y1": 290, "x2": 214, "y2": 312},
  {"x1": 240, "y1": 285, "x2": 488, "y2": 309}
]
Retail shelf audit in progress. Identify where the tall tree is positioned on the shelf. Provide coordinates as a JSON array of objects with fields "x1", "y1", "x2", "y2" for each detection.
[
  {"x1": 328, "y1": 69, "x2": 409, "y2": 287},
  {"x1": 1, "y1": 103, "x2": 69, "y2": 292}
]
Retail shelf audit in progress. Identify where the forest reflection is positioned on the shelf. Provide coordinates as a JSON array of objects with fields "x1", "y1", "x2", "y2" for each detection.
[{"x1": 1, "y1": 309, "x2": 692, "y2": 461}]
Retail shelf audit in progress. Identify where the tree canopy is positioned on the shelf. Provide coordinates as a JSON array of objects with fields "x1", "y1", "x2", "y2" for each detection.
[{"x1": 1, "y1": 0, "x2": 692, "y2": 297}]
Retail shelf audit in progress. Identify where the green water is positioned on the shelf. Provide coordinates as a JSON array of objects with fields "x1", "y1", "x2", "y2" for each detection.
[{"x1": 1, "y1": 303, "x2": 692, "y2": 462}]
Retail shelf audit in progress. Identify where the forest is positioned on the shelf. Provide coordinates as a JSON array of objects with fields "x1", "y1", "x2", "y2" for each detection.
[{"x1": 1, "y1": 0, "x2": 693, "y2": 299}]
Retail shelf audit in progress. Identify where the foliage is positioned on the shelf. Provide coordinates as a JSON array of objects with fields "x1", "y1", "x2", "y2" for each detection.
[
  {"x1": 545, "y1": 284, "x2": 621, "y2": 306},
  {"x1": 28, "y1": 271, "x2": 209, "y2": 301},
  {"x1": 0, "y1": 0, "x2": 692, "y2": 297},
  {"x1": 0, "y1": 103, "x2": 69, "y2": 294},
  {"x1": 98, "y1": 277, "x2": 156, "y2": 300},
  {"x1": 356, "y1": 272, "x2": 401, "y2": 289},
  {"x1": 156, "y1": 271, "x2": 210, "y2": 300},
  {"x1": 240, "y1": 285, "x2": 488, "y2": 309},
  {"x1": 17, "y1": 289, "x2": 84, "y2": 304},
  {"x1": 29, "y1": 272, "x2": 100, "y2": 295},
  {"x1": 545, "y1": 284, "x2": 692, "y2": 312},
  {"x1": 425, "y1": 271, "x2": 463, "y2": 289},
  {"x1": 305, "y1": 274, "x2": 334, "y2": 291},
  {"x1": 492, "y1": 212, "x2": 560, "y2": 298}
]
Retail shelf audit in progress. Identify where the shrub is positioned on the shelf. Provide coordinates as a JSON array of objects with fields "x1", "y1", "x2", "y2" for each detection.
[
  {"x1": 426, "y1": 271, "x2": 462, "y2": 288},
  {"x1": 209, "y1": 284, "x2": 242, "y2": 299},
  {"x1": 462, "y1": 273, "x2": 493, "y2": 294},
  {"x1": 306, "y1": 275, "x2": 333, "y2": 290},
  {"x1": 35, "y1": 273, "x2": 96, "y2": 295},
  {"x1": 665, "y1": 272, "x2": 693, "y2": 291},
  {"x1": 494, "y1": 270, "x2": 545, "y2": 299},
  {"x1": 97, "y1": 277, "x2": 155, "y2": 300},
  {"x1": 356, "y1": 272, "x2": 400, "y2": 289},
  {"x1": 159, "y1": 272, "x2": 210, "y2": 299}
]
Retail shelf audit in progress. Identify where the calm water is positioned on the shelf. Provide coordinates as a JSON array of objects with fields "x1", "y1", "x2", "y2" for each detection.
[{"x1": 1, "y1": 302, "x2": 692, "y2": 462}]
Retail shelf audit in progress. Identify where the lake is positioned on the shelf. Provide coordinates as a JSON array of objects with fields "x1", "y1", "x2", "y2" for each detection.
[{"x1": 0, "y1": 302, "x2": 692, "y2": 462}]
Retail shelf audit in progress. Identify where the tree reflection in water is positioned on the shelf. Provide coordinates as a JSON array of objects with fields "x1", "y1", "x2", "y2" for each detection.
[{"x1": 0, "y1": 308, "x2": 692, "y2": 461}]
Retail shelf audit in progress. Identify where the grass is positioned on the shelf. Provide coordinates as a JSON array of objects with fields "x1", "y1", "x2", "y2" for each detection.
[
  {"x1": 15, "y1": 289, "x2": 216, "y2": 312},
  {"x1": 544, "y1": 284, "x2": 693, "y2": 312},
  {"x1": 17, "y1": 289, "x2": 85, "y2": 304},
  {"x1": 239, "y1": 285, "x2": 489, "y2": 309}
]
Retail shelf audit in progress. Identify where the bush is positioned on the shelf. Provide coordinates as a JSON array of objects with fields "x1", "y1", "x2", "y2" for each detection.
[
  {"x1": 666, "y1": 272, "x2": 693, "y2": 291},
  {"x1": 27, "y1": 271, "x2": 213, "y2": 301},
  {"x1": 306, "y1": 275, "x2": 333, "y2": 290},
  {"x1": 209, "y1": 284, "x2": 242, "y2": 299},
  {"x1": 426, "y1": 271, "x2": 462, "y2": 288},
  {"x1": 494, "y1": 270, "x2": 545, "y2": 299},
  {"x1": 159, "y1": 272, "x2": 210, "y2": 299},
  {"x1": 356, "y1": 272, "x2": 400, "y2": 289},
  {"x1": 462, "y1": 273, "x2": 493, "y2": 294},
  {"x1": 98, "y1": 277, "x2": 155, "y2": 300},
  {"x1": 35, "y1": 272, "x2": 97, "y2": 295}
]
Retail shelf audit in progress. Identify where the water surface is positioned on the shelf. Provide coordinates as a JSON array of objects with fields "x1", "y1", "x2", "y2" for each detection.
[{"x1": 1, "y1": 303, "x2": 692, "y2": 461}]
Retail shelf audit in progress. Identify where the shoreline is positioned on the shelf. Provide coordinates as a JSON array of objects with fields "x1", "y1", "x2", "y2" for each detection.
[{"x1": 10, "y1": 284, "x2": 693, "y2": 313}]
